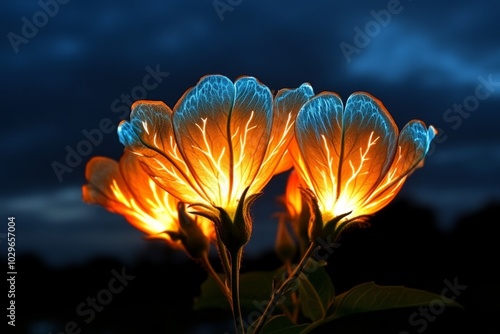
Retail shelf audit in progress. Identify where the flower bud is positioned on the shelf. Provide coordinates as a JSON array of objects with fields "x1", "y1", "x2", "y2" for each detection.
[
  {"x1": 215, "y1": 187, "x2": 258, "y2": 253},
  {"x1": 275, "y1": 214, "x2": 297, "y2": 263},
  {"x1": 177, "y1": 202, "x2": 210, "y2": 260}
]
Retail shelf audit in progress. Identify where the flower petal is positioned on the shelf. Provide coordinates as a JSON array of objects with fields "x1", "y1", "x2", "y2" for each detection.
[
  {"x1": 285, "y1": 169, "x2": 303, "y2": 220},
  {"x1": 252, "y1": 82, "x2": 315, "y2": 192},
  {"x1": 293, "y1": 92, "x2": 344, "y2": 214},
  {"x1": 118, "y1": 101, "x2": 172, "y2": 151},
  {"x1": 274, "y1": 149, "x2": 294, "y2": 175},
  {"x1": 173, "y1": 75, "x2": 235, "y2": 207},
  {"x1": 119, "y1": 152, "x2": 178, "y2": 222},
  {"x1": 82, "y1": 152, "x2": 181, "y2": 242},
  {"x1": 230, "y1": 77, "x2": 273, "y2": 199},
  {"x1": 334, "y1": 92, "x2": 398, "y2": 215},
  {"x1": 359, "y1": 121, "x2": 437, "y2": 215},
  {"x1": 392, "y1": 120, "x2": 436, "y2": 174},
  {"x1": 118, "y1": 101, "x2": 204, "y2": 206},
  {"x1": 173, "y1": 75, "x2": 273, "y2": 209},
  {"x1": 83, "y1": 156, "x2": 130, "y2": 212}
]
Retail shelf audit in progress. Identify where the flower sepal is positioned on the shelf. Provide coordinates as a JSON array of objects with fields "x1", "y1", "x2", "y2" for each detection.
[
  {"x1": 217, "y1": 187, "x2": 260, "y2": 253},
  {"x1": 160, "y1": 230, "x2": 185, "y2": 242},
  {"x1": 299, "y1": 188, "x2": 324, "y2": 243},
  {"x1": 274, "y1": 214, "x2": 297, "y2": 263},
  {"x1": 176, "y1": 202, "x2": 211, "y2": 260},
  {"x1": 321, "y1": 211, "x2": 353, "y2": 242}
]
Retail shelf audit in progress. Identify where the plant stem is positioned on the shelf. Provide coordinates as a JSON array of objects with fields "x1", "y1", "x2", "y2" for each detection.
[
  {"x1": 231, "y1": 247, "x2": 245, "y2": 334},
  {"x1": 200, "y1": 253, "x2": 231, "y2": 301},
  {"x1": 252, "y1": 241, "x2": 319, "y2": 334},
  {"x1": 216, "y1": 235, "x2": 232, "y2": 285}
]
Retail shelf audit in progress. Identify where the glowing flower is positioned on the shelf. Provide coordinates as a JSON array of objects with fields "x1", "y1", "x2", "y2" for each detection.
[
  {"x1": 274, "y1": 213, "x2": 297, "y2": 264},
  {"x1": 82, "y1": 151, "x2": 215, "y2": 258},
  {"x1": 281, "y1": 169, "x2": 310, "y2": 254},
  {"x1": 283, "y1": 169, "x2": 304, "y2": 223},
  {"x1": 290, "y1": 91, "x2": 437, "y2": 229},
  {"x1": 117, "y1": 75, "x2": 313, "y2": 248}
]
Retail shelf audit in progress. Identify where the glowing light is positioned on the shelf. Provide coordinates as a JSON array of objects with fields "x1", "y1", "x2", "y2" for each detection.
[
  {"x1": 261, "y1": 112, "x2": 293, "y2": 170},
  {"x1": 117, "y1": 75, "x2": 314, "y2": 221},
  {"x1": 82, "y1": 151, "x2": 215, "y2": 251},
  {"x1": 291, "y1": 91, "x2": 436, "y2": 224},
  {"x1": 284, "y1": 169, "x2": 302, "y2": 220}
]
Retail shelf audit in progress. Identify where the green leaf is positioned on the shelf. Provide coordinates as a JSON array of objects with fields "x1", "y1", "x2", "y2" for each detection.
[
  {"x1": 194, "y1": 267, "x2": 291, "y2": 311},
  {"x1": 297, "y1": 258, "x2": 335, "y2": 322},
  {"x1": 193, "y1": 273, "x2": 229, "y2": 311},
  {"x1": 331, "y1": 282, "x2": 463, "y2": 319},
  {"x1": 250, "y1": 315, "x2": 310, "y2": 334},
  {"x1": 299, "y1": 281, "x2": 464, "y2": 333}
]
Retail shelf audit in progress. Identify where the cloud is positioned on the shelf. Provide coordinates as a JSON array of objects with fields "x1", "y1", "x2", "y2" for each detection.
[
  {"x1": 1, "y1": 186, "x2": 146, "y2": 266},
  {"x1": 0, "y1": 123, "x2": 60, "y2": 155},
  {"x1": 430, "y1": 143, "x2": 500, "y2": 171},
  {"x1": 348, "y1": 22, "x2": 500, "y2": 88},
  {"x1": 339, "y1": 0, "x2": 500, "y2": 91},
  {"x1": 3, "y1": 186, "x2": 89, "y2": 223}
]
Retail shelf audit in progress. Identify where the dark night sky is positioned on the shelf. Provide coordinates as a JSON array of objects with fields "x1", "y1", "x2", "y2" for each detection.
[{"x1": 1, "y1": 0, "x2": 499, "y2": 267}]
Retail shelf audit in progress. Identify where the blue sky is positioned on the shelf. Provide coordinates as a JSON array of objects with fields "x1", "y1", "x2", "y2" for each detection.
[{"x1": 1, "y1": 0, "x2": 499, "y2": 266}]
